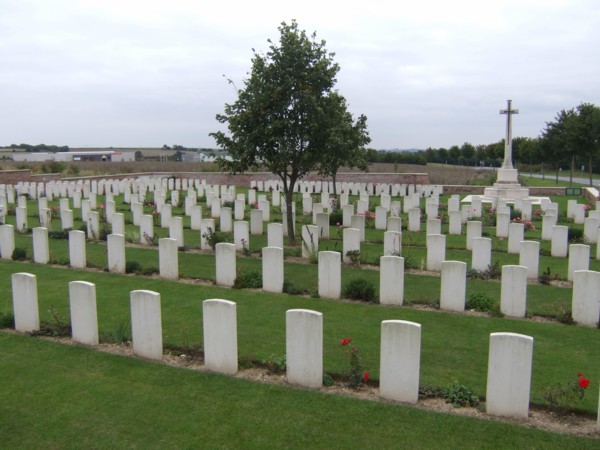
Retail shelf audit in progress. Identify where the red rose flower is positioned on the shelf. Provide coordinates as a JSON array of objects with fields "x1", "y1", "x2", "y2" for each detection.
[
  {"x1": 578, "y1": 372, "x2": 583, "y2": 377},
  {"x1": 364, "y1": 372, "x2": 369, "y2": 381},
  {"x1": 579, "y1": 377, "x2": 590, "y2": 389},
  {"x1": 340, "y1": 338, "x2": 352, "y2": 346}
]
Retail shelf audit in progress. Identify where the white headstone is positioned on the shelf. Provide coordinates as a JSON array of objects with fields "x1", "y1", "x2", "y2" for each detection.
[
  {"x1": 11, "y1": 272, "x2": 39, "y2": 333},
  {"x1": 69, "y1": 281, "x2": 99, "y2": 346},
  {"x1": 379, "y1": 256, "x2": 404, "y2": 305},
  {"x1": 262, "y1": 247, "x2": 284, "y2": 293},
  {"x1": 440, "y1": 261, "x2": 466, "y2": 312},
  {"x1": 572, "y1": 270, "x2": 600, "y2": 327},
  {"x1": 318, "y1": 251, "x2": 341, "y2": 299},
  {"x1": 159, "y1": 238, "x2": 179, "y2": 280},
  {"x1": 519, "y1": 241, "x2": 539, "y2": 279},
  {"x1": 107, "y1": 234, "x2": 126, "y2": 273},
  {"x1": 486, "y1": 332, "x2": 533, "y2": 419},
  {"x1": 215, "y1": 243, "x2": 236, "y2": 287},
  {"x1": 286, "y1": 309, "x2": 323, "y2": 389},
  {"x1": 130, "y1": 290, "x2": 163, "y2": 360},
  {"x1": 501, "y1": 265, "x2": 528, "y2": 317},
  {"x1": 32, "y1": 227, "x2": 49, "y2": 264},
  {"x1": 379, "y1": 320, "x2": 421, "y2": 403},
  {"x1": 568, "y1": 244, "x2": 590, "y2": 281},
  {"x1": 203, "y1": 299, "x2": 238, "y2": 375}
]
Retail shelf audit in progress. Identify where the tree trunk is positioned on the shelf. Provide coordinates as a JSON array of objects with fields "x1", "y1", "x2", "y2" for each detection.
[
  {"x1": 332, "y1": 173, "x2": 338, "y2": 208},
  {"x1": 570, "y1": 154, "x2": 574, "y2": 186},
  {"x1": 282, "y1": 176, "x2": 297, "y2": 246},
  {"x1": 589, "y1": 155, "x2": 593, "y2": 186}
]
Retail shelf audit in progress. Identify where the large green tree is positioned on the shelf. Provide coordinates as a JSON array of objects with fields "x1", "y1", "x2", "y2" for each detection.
[
  {"x1": 211, "y1": 21, "x2": 365, "y2": 244},
  {"x1": 316, "y1": 92, "x2": 370, "y2": 199},
  {"x1": 575, "y1": 103, "x2": 600, "y2": 185}
]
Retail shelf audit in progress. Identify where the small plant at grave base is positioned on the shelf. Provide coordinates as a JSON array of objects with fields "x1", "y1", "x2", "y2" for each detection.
[
  {"x1": 48, "y1": 230, "x2": 70, "y2": 240},
  {"x1": 99, "y1": 222, "x2": 110, "y2": 241},
  {"x1": 141, "y1": 266, "x2": 159, "y2": 276},
  {"x1": 345, "y1": 249, "x2": 361, "y2": 266},
  {"x1": 335, "y1": 222, "x2": 343, "y2": 240},
  {"x1": 443, "y1": 384, "x2": 480, "y2": 408},
  {"x1": 240, "y1": 238, "x2": 251, "y2": 257},
  {"x1": 358, "y1": 211, "x2": 375, "y2": 227},
  {"x1": 202, "y1": 227, "x2": 223, "y2": 250},
  {"x1": 568, "y1": 228, "x2": 584, "y2": 243},
  {"x1": 11, "y1": 247, "x2": 28, "y2": 261},
  {"x1": 30, "y1": 305, "x2": 71, "y2": 338},
  {"x1": 339, "y1": 338, "x2": 369, "y2": 389},
  {"x1": 543, "y1": 373, "x2": 590, "y2": 411},
  {"x1": 322, "y1": 373, "x2": 334, "y2": 387},
  {"x1": 233, "y1": 270, "x2": 263, "y2": 289},
  {"x1": 343, "y1": 278, "x2": 377, "y2": 303},
  {"x1": 282, "y1": 280, "x2": 306, "y2": 295},
  {"x1": 125, "y1": 260, "x2": 142, "y2": 274},
  {"x1": 142, "y1": 232, "x2": 158, "y2": 246},
  {"x1": 403, "y1": 256, "x2": 418, "y2": 270},
  {"x1": 151, "y1": 209, "x2": 160, "y2": 226},
  {"x1": 109, "y1": 319, "x2": 131, "y2": 344},
  {"x1": 538, "y1": 266, "x2": 564, "y2": 285},
  {"x1": 238, "y1": 354, "x2": 255, "y2": 369},
  {"x1": 50, "y1": 205, "x2": 61, "y2": 220},
  {"x1": 549, "y1": 305, "x2": 575, "y2": 325},
  {"x1": 466, "y1": 292, "x2": 496, "y2": 312},
  {"x1": 418, "y1": 385, "x2": 445, "y2": 400},
  {"x1": 0, "y1": 309, "x2": 15, "y2": 329},
  {"x1": 265, "y1": 354, "x2": 286, "y2": 374},
  {"x1": 481, "y1": 205, "x2": 497, "y2": 227},
  {"x1": 329, "y1": 208, "x2": 342, "y2": 226},
  {"x1": 467, "y1": 261, "x2": 501, "y2": 280}
]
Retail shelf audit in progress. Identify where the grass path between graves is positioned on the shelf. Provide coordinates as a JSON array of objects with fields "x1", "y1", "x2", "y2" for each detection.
[
  {"x1": 8, "y1": 234, "x2": 587, "y2": 320},
  {"x1": 1, "y1": 332, "x2": 598, "y2": 449},
  {"x1": 1, "y1": 261, "x2": 599, "y2": 414}
]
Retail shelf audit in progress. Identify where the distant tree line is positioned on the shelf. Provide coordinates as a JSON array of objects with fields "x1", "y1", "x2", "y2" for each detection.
[
  {"x1": 364, "y1": 102, "x2": 600, "y2": 184},
  {"x1": 8, "y1": 144, "x2": 69, "y2": 152}
]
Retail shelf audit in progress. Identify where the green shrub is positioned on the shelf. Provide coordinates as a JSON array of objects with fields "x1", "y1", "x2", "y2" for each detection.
[
  {"x1": 467, "y1": 261, "x2": 501, "y2": 280},
  {"x1": 343, "y1": 278, "x2": 377, "y2": 303},
  {"x1": 328, "y1": 209, "x2": 343, "y2": 226},
  {"x1": 282, "y1": 280, "x2": 305, "y2": 295},
  {"x1": 265, "y1": 354, "x2": 286, "y2": 373},
  {"x1": 141, "y1": 266, "x2": 159, "y2": 276},
  {"x1": 30, "y1": 305, "x2": 71, "y2": 338},
  {"x1": 0, "y1": 310, "x2": 14, "y2": 329},
  {"x1": 48, "y1": 230, "x2": 70, "y2": 239},
  {"x1": 444, "y1": 384, "x2": 480, "y2": 408},
  {"x1": 466, "y1": 293, "x2": 496, "y2": 312},
  {"x1": 125, "y1": 261, "x2": 142, "y2": 274},
  {"x1": 568, "y1": 228, "x2": 584, "y2": 243},
  {"x1": 233, "y1": 270, "x2": 263, "y2": 289},
  {"x1": 322, "y1": 373, "x2": 334, "y2": 387},
  {"x1": 11, "y1": 247, "x2": 27, "y2": 261}
]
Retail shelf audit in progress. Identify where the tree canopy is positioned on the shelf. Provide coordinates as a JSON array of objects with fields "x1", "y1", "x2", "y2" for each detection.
[{"x1": 211, "y1": 21, "x2": 369, "y2": 242}]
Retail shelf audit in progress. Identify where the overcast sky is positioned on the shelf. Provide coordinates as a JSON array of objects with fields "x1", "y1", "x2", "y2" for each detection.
[{"x1": 1, "y1": 0, "x2": 598, "y2": 150}]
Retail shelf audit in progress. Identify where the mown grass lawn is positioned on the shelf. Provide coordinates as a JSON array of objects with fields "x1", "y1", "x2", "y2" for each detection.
[
  {"x1": 1, "y1": 260, "x2": 599, "y2": 414},
  {"x1": 1, "y1": 332, "x2": 598, "y2": 449},
  {"x1": 1, "y1": 190, "x2": 599, "y2": 447}
]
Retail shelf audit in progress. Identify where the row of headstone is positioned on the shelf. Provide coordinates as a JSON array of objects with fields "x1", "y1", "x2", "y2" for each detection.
[
  {"x1": 251, "y1": 179, "x2": 444, "y2": 198},
  {"x1": 7, "y1": 217, "x2": 597, "y2": 325},
  {"x1": 9, "y1": 272, "x2": 538, "y2": 420}
]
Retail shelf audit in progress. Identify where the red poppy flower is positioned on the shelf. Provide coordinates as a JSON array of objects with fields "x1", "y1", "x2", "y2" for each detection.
[
  {"x1": 364, "y1": 372, "x2": 369, "y2": 381},
  {"x1": 340, "y1": 338, "x2": 352, "y2": 346},
  {"x1": 579, "y1": 377, "x2": 590, "y2": 389}
]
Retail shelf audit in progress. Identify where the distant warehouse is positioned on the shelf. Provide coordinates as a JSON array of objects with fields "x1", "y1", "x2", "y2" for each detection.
[{"x1": 11, "y1": 150, "x2": 135, "y2": 162}]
